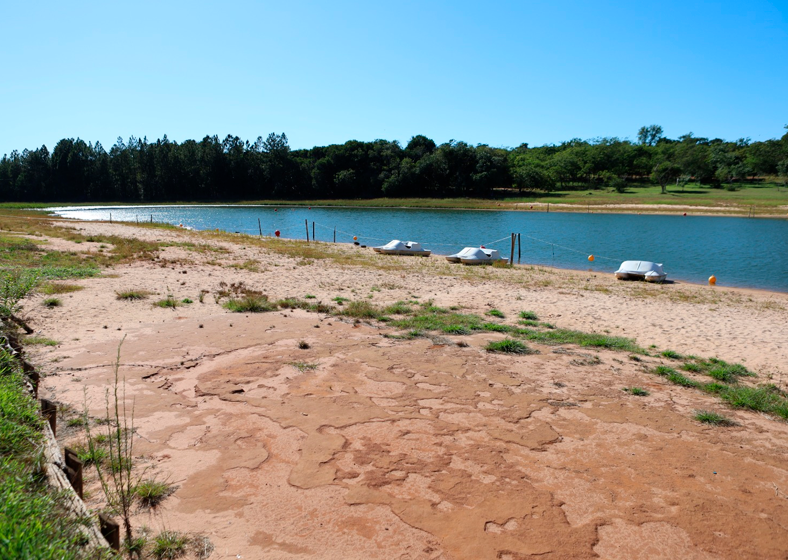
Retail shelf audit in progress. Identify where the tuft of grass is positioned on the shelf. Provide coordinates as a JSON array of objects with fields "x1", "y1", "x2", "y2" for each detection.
[
  {"x1": 304, "y1": 294, "x2": 316, "y2": 299},
  {"x1": 288, "y1": 361, "x2": 319, "y2": 372},
  {"x1": 518, "y1": 319, "x2": 539, "y2": 327},
  {"x1": 485, "y1": 339, "x2": 537, "y2": 355},
  {"x1": 519, "y1": 310, "x2": 539, "y2": 320},
  {"x1": 223, "y1": 294, "x2": 276, "y2": 313},
  {"x1": 661, "y1": 350, "x2": 683, "y2": 359},
  {"x1": 623, "y1": 387, "x2": 650, "y2": 396},
  {"x1": 66, "y1": 416, "x2": 86, "y2": 427},
  {"x1": 39, "y1": 282, "x2": 83, "y2": 295},
  {"x1": 332, "y1": 296, "x2": 350, "y2": 305},
  {"x1": 154, "y1": 292, "x2": 181, "y2": 309},
  {"x1": 42, "y1": 297, "x2": 61, "y2": 307},
  {"x1": 337, "y1": 300, "x2": 382, "y2": 319},
  {"x1": 73, "y1": 443, "x2": 108, "y2": 467},
  {"x1": 707, "y1": 358, "x2": 755, "y2": 382},
  {"x1": 24, "y1": 335, "x2": 58, "y2": 346},
  {"x1": 682, "y1": 362, "x2": 702, "y2": 372},
  {"x1": 135, "y1": 479, "x2": 177, "y2": 508},
  {"x1": 116, "y1": 289, "x2": 151, "y2": 300},
  {"x1": 717, "y1": 384, "x2": 788, "y2": 418},
  {"x1": 694, "y1": 410, "x2": 737, "y2": 426},
  {"x1": 391, "y1": 311, "x2": 485, "y2": 335},
  {"x1": 486, "y1": 309, "x2": 505, "y2": 318},
  {"x1": 654, "y1": 365, "x2": 701, "y2": 388},
  {"x1": 181, "y1": 298, "x2": 193, "y2": 304},
  {"x1": 277, "y1": 297, "x2": 334, "y2": 314},
  {"x1": 298, "y1": 340, "x2": 310, "y2": 350},
  {"x1": 385, "y1": 329, "x2": 427, "y2": 340},
  {"x1": 152, "y1": 530, "x2": 188, "y2": 560}
]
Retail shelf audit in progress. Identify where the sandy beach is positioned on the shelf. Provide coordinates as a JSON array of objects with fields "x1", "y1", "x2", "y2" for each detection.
[{"x1": 19, "y1": 218, "x2": 788, "y2": 559}]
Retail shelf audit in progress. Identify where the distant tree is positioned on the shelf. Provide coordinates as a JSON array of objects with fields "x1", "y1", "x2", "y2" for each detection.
[
  {"x1": 651, "y1": 162, "x2": 681, "y2": 194},
  {"x1": 405, "y1": 135, "x2": 436, "y2": 161},
  {"x1": 513, "y1": 161, "x2": 555, "y2": 192},
  {"x1": 777, "y1": 158, "x2": 788, "y2": 190},
  {"x1": 637, "y1": 124, "x2": 664, "y2": 146}
]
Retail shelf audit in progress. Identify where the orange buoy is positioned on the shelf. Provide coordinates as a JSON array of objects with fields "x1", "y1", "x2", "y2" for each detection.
[
  {"x1": 275, "y1": 230, "x2": 280, "y2": 237},
  {"x1": 353, "y1": 236, "x2": 358, "y2": 241},
  {"x1": 588, "y1": 255, "x2": 594, "y2": 262},
  {"x1": 708, "y1": 275, "x2": 717, "y2": 286}
]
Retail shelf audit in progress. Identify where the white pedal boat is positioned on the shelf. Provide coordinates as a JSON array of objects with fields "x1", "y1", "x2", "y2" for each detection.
[
  {"x1": 446, "y1": 247, "x2": 508, "y2": 265},
  {"x1": 373, "y1": 240, "x2": 431, "y2": 257},
  {"x1": 615, "y1": 261, "x2": 667, "y2": 282}
]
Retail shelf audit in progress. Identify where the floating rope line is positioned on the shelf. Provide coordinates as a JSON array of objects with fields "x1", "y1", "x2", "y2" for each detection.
[{"x1": 523, "y1": 233, "x2": 620, "y2": 263}]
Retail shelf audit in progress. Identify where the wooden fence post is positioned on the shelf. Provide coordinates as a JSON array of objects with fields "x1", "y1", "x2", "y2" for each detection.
[
  {"x1": 333, "y1": 227, "x2": 336, "y2": 243},
  {"x1": 63, "y1": 447, "x2": 84, "y2": 499},
  {"x1": 517, "y1": 233, "x2": 521, "y2": 263},
  {"x1": 305, "y1": 219, "x2": 309, "y2": 242},
  {"x1": 258, "y1": 218, "x2": 262, "y2": 237},
  {"x1": 98, "y1": 514, "x2": 120, "y2": 551},
  {"x1": 41, "y1": 399, "x2": 57, "y2": 436},
  {"x1": 509, "y1": 233, "x2": 515, "y2": 267},
  {"x1": 312, "y1": 221, "x2": 315, "y2": 241}
]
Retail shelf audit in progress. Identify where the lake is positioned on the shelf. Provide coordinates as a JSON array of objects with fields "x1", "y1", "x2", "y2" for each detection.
[{"x1": 47, "y1": 205, "x2": 788, "y2": 293}]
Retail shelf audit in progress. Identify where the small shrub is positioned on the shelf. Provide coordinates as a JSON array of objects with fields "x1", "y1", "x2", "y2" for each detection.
[
  {"x1": 694, "y1": 410, "x2": 737, "y2": 426},
  {"x1": 623, "y1": 387, "x2": 649, "y2": 396},
  {"x1": 42, "y1": 297, "x2": 61, "y2": 307},
  {"x1": 152, "y1": 530, "x2": 188, "y2": 560},
  {"x1": 519, "y1": 311, "x2": 539, "y2": 320},
  {"x1": 116, "y1": 290, "x2": 151, "y2": 301},
  {"x1": 481, "y1": 322, "x2": 511, "y2": 333},
  {"x1": 66, "y1": 416, "x2": 87, "y2": 427},
  {"x1": 661, "y1": 350, "x2": 682, "y2": 360},
  {"x1": 304, "y1": 294, "x2": 316, "y2": 299},
  {"x1": 75, "y1": 444, "x2": 108, "y2": 466},
  {"x1": 486, "y1": 309, "x2": 505, "y2": 318},
  {"x1": 485, "y1": 339, "x2": 537, "y2": 355},
  {"x1": 181, "y1": 298, "x2": 193, "y2": 304},
  {"x1": 654, "y1": 365, "x2": 676, "y2": 377},
  {"x1": 298, "y1": 340, "x2": 310, "y2": 350}
]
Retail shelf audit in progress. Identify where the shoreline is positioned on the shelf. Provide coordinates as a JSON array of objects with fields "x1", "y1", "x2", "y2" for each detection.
[{"x1": 18, "y1": 198, "x2": 788, "y2": 219}]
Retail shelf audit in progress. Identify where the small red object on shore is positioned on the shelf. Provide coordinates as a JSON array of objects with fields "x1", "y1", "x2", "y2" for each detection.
[{"x1": 275, "y1": 230, "x2": 280, "y2": 237}]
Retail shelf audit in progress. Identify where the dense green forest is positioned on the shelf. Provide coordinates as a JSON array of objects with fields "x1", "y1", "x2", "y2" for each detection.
[{"x1": 1, "y1": 125, "x2": 787, "y2": 202}]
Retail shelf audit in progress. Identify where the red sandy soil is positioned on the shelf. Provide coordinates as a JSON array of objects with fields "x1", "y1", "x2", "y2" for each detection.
[{"x1": 19, "y1": 220, "x2": 788, "y2": 559}]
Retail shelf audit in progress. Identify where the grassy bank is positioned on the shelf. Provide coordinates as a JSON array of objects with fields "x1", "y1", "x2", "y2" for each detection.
[
  {"x1": 0, "y1": 345, "x2": 97, "y2": 559},
  {"x1": 2, "y1": 181, "x2": 787, "y2": 216}
]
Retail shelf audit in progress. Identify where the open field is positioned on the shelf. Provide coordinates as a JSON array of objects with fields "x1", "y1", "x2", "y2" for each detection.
[{"x1": 5, "y1": 213, "x2": 788, "y2": 559}]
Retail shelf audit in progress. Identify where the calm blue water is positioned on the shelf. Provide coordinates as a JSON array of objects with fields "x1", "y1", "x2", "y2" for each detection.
[{"x1": 47, "y1": 205, "x2": 788, "y2": 292}]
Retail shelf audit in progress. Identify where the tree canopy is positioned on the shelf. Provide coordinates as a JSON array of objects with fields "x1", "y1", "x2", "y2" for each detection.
[{"x1": 1, "y1": 126, "x2": 787, "y2": 202}]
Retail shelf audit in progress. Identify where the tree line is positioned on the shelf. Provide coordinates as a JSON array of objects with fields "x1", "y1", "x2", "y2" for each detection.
[{"x1": 1, "y1": 125, "x2": 787, "y2": 202}]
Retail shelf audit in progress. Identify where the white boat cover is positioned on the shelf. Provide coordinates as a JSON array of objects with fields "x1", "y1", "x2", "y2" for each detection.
[
  {"x1": 459, "y1": 247, "x2": 507, "y2": 264},
  {"x1": 446, "y1": 247, "x2": 479, "y2": 261},
  {"x1": 615, "y1": 260, "x2": 666, "y2": 279},
  {"x1": 376, "y1": 240, "x2": 406, "y2": 251}
]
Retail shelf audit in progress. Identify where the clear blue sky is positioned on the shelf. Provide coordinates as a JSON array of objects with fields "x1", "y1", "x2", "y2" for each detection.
[{"x1": 1, "y1": 0, "x2": 786, "y2": 157}]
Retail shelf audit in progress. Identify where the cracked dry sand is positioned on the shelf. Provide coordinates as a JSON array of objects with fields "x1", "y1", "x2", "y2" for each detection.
[{"x1": 24, "y1": 221, "x2": 788, "y2": 559}]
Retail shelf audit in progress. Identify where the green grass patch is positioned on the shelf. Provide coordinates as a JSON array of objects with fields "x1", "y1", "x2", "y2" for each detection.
[
  {"x1": 518, "y1": 319, "x2": 540, "y2": 327},
  {"x1": 481, "y1": 322, "x2": 512, "y2": 333},
  {"x1": 694, "y1": 410, "x2": 737, "y2": 426},
  {"x1": 23, "y1": 336, "x2": 58, "y2": 346},
  {"x1": 154, "y1": 295, "x2": 181, "y2": 309},
  {"x1": 682, "y1": 362, "x2": 702, "y2": 372},
  {"x1": 391, "y1": 312, "x2": 485, "y2": 335},
  {"x1": 383, "y1": 301, "x2": 413, "y2": 315},
  {"x1": 519, "y1": 310, "x2": 539, "y2": 320},
  {"x1": 486, "y1": 309, "x2": 505, "y2": 318},
  {"x1": 39, "y1": 282, "x2": 83, "y2": 295},
  {"x1": 0, "y1": 348, "x2": 93, "y2": 559},
  {"x1": 223, "y1": 294, "x2": 277, "y2": 313},
  {"x1": 337, "y1": 300, "x2": 383, "y2": 319},
  {"x1": 517, "y1": 328, "x2": 646, "y2": 353},
  {"x1": 277, "y1": 297, "x2": 334, "y2": 313},
  {"x1": 384, "y1": 329, "x2": 427, "y2": 340},
  {"x1": 623, "y1": 387, "x2": 650, "y2": 396},
  {"x1": 661, "y1": 350, "x2": 683, "y2": 359},
  {"x1": 485, "y1": 339, "x2": 537, "y2": 355}
]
